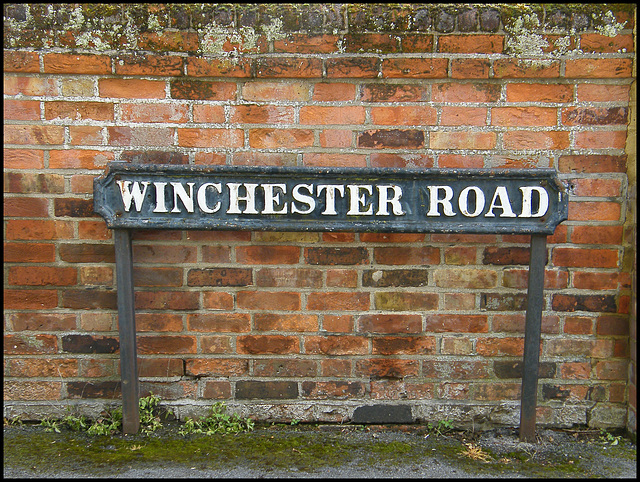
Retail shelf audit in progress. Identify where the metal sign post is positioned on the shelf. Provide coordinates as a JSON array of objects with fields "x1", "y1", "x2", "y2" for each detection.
[{"x1": 94, "y1": 164, "x2": 568, "y2": 436}]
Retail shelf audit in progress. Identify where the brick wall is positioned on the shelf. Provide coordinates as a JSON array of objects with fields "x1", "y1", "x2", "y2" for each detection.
[{"x1": 3, "y1": 3, "x2": 636, "y2": 430}]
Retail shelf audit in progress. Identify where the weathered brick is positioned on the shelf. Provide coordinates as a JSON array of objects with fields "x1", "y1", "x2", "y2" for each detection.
[
  {"x1": 305, "y1": 247, "x2": 368, "y2": 265},
  {"x1": 237, "y1": 291, "x2": 300, "y2": 311},
  {"x1": 307, "y1": 292, "x2": 370, "y2": 311},
  {"x1": 552, "y1": 294, "x2": 617, "y2": 313},
  {"x1": 357, "y1": 314, "x2": 422, "y2": 334},
  {"x1": 249, "y1": 128, "x2": 313, "y2": 148},
  {"x1": 134, "y1": 291, "x2": 199, "y2": 311},
  {"x1": 62, "y1": 334, "x2": 118, "y2": 354},
  {"x1": 362, "y1": 269, "x2": 428, "y2": 287},
  {"x1": 186, "y1": 359, "x2": 249, "y2": 377},
  {"x1": 326, "y1": 57, "x2": 379, "y2": 78},
  {"x1": 382, "y1": 58, "x2": 448, "y2": 78},
  {"x1": 304, "y1": 335, "x2": 368, "y2": 355},
  {"x1": 235, "y1": 381, "x2": 298, "y2": 399},
  {"x1": 137, "y1": 335, "x2": 197, "y2": 354},
  {"x1": 8, "y1": 266, "x2": 76, "y2": 286},
  {"x1": 355, "y1": 359, "x2": 419, "y2": 378},
  {"x1": 4, "y1": 334, "x2": 58, "y2": 354},
  {"x1": 170, "y1": 80, "x2": 236, "y2": 100},
  {"x1": 374, "y1": 292, "x2": 438, "y2": 311},
  {"x1": 187, "y1": 313, "x2": 251, "y2": 333},
  {"x1": 372, "y1": 336, "x2": 436, "y2": 355},
  {"x1": 425, "y1": 314, "x2": 488, "y2": 333},
  {"x1": 237, "y1": 335, "x2": 299, "y2": 354},
  {"x1": 302, "y1": 381, "x2": 365, "y2": 399},
  {"x1": 187, "y1": 268, "x2": 252, "y2": 286}
]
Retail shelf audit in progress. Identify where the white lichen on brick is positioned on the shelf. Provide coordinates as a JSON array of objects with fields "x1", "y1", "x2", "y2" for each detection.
[{"x1": 593, "y1": 10, "x2": 627, "y2": 37}]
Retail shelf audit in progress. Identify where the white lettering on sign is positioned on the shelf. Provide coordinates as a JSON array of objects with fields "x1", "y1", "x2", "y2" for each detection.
[{"x1": 115, "y1": 180, "x2": 550, "y2": 220}]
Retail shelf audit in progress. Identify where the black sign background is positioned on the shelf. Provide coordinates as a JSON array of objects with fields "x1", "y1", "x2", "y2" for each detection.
[{"x1": 94, "y1": 163, "x2": 568, "y2": 234}]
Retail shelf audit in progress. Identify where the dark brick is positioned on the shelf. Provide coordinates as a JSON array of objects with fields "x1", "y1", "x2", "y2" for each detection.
[
  {"x1": 483, "y1": 247, "x2": 537, "y2": 265},
  {"x1": 237, "y1": 5, "x2": 259, "y2": 27},
  {"x1": 435, "y1": 10, "x2": 455, "y2": 32},
  {"x1": 187, "y1": 268, "x2": 252, "y2": 287},
  {"x1": 169, "y1": 4, "x2": 190, "y2": 29},
  {"x1": 235, "y1": 380, "x2": 298, "y2": 400},
  {"x1": 571, "y1": 12, "x2": 590, "y2": 31},
  {"x1": 357, "y1": 129, "x2": 424, "y2": 149},
  {"x1": 352, "y1": 404, "x2": 413, "y2": 424},
  {"x1": 305, "y1": 247, "x2": 368, "y2": 265},
  {"x1": 59, "y1": 243, "x2": 115, "y2": 263},
  {"x1": 362, "y1": 269, "x2": 428, "y2": 287},
  {"x1": 493, "y1": 361, "x2": 556, "y2": 379},
  {"x1": 552, "y1": 294, "x2": 617, "y2": 313},
  {"x1": 5, "y1": 4, "x2": 28, "y2": 21},
  {"x1": 546, "y1": 8, "x2": 570, "y2": 29},
  {"x1": 62, "y1": 334, "x2": 119, "y2": 354},
  {"x1": 54, "y1": 198, "x2": 96, "y2": 217},
  {"x1": 170, "y1": 80, "x2": 235, "y2": 100},
  {"x1": 62, "y1": 289, "x2": 117, "y2": 310},
  {"x1": 458, "y1": 8, "x2": 478, "y2": 32},
  {"x1": 67, "y1": 381, "x2": 120, "y2": 399},
  {"x1": 407, "y1": 8, "x2": 430, "y2": 31},
  {"x1": 542, "y1": 384, "x2": 570, "y2": 401},
  {"x1": 480, "y1": 9, "x2": 501, "y2": 31},
  {"x1": 586, "y1": 385, "x2": 606, "y2": 401},
  {"x1": 480, "y1": 293, "x2": 528, "y2": 311}
]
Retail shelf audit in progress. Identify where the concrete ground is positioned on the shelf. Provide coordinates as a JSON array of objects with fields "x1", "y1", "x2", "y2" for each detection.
[{"x1": 3, "y1": 421, "x2": 637, "y2": 478}]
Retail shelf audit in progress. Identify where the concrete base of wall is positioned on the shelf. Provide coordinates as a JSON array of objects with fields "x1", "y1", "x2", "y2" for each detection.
[{"x1": 4, "y1": 399, "x2": 627, "y2": 430}]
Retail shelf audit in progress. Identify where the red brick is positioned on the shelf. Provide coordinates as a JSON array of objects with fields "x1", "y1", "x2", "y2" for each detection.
[
  {"x1": 326, "y1": 57, "x2": 379, "y2": 78},
  {"x1": 558, "y1": 154, "x2": 627, "y2": 173},
  {"x1": 186, "y1": 359, "x2": 249, "y2": 377},
  {"x1": 304, "y1": 335, "x2": 367, "y2": 355},
  {"x1": 440, "y1": 107, "x2": 487, "y2": 126},
  {"x1": 4, "y1": 125, "x2": 64, "y2": 145},
  {"x1": 579, "y1": 34, "x2": 634, "y2": 53},
  {"x1": 4, "y1": 51, "x2": 40, "y2": 73},
  {"x1": 476, "y1": 337, "x2": 524, "y2": 356},
  {"x1": 356, "y1": 359, "x2": 419, "y2": 378},
  {"x1": 575, "y1": 131, "x2": 627, "y2": 149},
  {"x1": 236, "y1": 246, "x2": 299, "y2": 265},
  {"x1": 568, "y1": 201, "x2": 621, "y2": 222},
  {"x1": 249, "y1": 128, "x2": 313, "y2": 148},
  {"x1": 256, "y1": 58, "x2": 322, "y2": 78},
  {"x1": 254, "y1": 313, "x2": 318, "y2": 332},
  {"x1": 312, "y1": 83, "x2": 356, "y2": 101},
  {"x1": 274, "y1": 34, "x2": 340, "y2": 53},
  {"x1": 187, "y1": 313, "x2": 250, "y2": 333},
  {"x1": 307, "y1": 292, "x2": 370, "y2": 311},
  {"x1": 401, "y1": 34, "x2": 434, "y2": 53},
  {"x1": 138, "y1": 335, "x2": 197, "y2": 354},
  {"x1": 372, "y1": 337, "x2": 436, "y2": 355},
  {"x1": 194, "y1": 152, "x2": 227, "y2": 165},
  {"x1": 114, "y1": 54, "x2": 183, "y2": 76},
  {"x1": 9, "y1": 359, "x2": 74, "y2": 379},
  {"x1": 595, "y1": 360, "x2": 628, "y2": 380},
  {"x1": 242, "y1": 81, "x2": 310, "y2": 102},
  {"x1": 492, "y1": 107, "x2": 557, "y2": 126},
  {"x1": 3, "y1": 150, "x2": 44, "y2": 170},
  {"x1": 69, "y1": 126, "x2": 103, "y2": 145},
  {"x1": 319, "y1": 130, "x2": 352, "y2": 148},
  {"x1": 3, "y1": 197, "x2": 48, "y2": 218},
  {"x1": 8, "y1": 266, "x2": 76, "y2": 286},
  {"x1": 551, "y1": 294, "x2": 617, "y2": 313},
  {"x1": 596, "y1": 315, "x2": 630, "y2": 336},
  {"x1": 563, "y1": 316, "x2": 594, "y2": 335},
  {"x1": 8, "y1": 312, "x2": 76, "y2": 331},
  {"x1": 437, "y1": 154, "x2": 484, "y2": 168},
  {"x1": 178, "y1": 128, "x2": 243, "y2": 148},
  {"x1": 382, "y1": 58, "x2": 448, "y2": 78},
  {"x1": 577, "y1": 84, "x2": 630, "y2": 102},
  {"x1": 362, "y1": 84, "x2": 428, "y2": 102},
  {"x1": 4, "y1": 99, "x2": 40, "y2": 121},
  {"x1": 369, "y1": 153, "x2": 433, "y2": 168},
  {"x1": 49, "y1": 149, "x2": 113, "y2": 169},
  {"x1": 425, "y1": 314, "x2": 488, "y2": 333},
  {"x1": 5, "y1": 220, "x2": 73, "y2": 240},
  {"x1": 186, "y1": 57, "x2": 252, "y2": 77},
  {"x1": 43, "y1": 53, "x2": 111, "y2": 74},
  {"x1": 573, "y1": 272, "x2": 619, "y2": 290},
  {"x1": 188, "y1": 103, "x2": 225, "y2": 122},
  {"x1": 322, "y1": 315, "x2": 353, "y2": 333},
  {"x1": 120, "y1": 103, "x2": 189, "y2": 123},
  {"x1": 230, "y1": 105, "x2": 294, "y2": 124},
  {"x1": 343, "y1": 33, "x2": 400, "y2": 53},
  {"x1": 570, "y1": 178, "x2": 622, "y2": 197},
  {"x1": 503, "y1": 131, "x2": 569, "y2": 150},
  {"x1": 303, "y1": 153, "x2": 367, "y2": 167},
  {"x1": 237, "y1": 291, "x2": 300, "y2": 311},
  {"x1": 371, "y1": 106, "x2": 436, "y2": 126},
  {"x1": 493, "y1": 59, "x2": 560, "y2": 78},
  {"x1": 305, "y1": 247, "x2": 368, "y2": 265},
  {"x1": 374, "y1": 247, "x2": 439, "y2": 265},
  {"x1": 4, "y1": 242, "x2": 55, "y2": 263},
  {"x1": 300, "y1": 106, "x2": 365, "y2": 125},
  {"x1": 439, "y1": 34, "x2": 503, "y2": 53},
  {"x1": 4, "y1": 289, "x2": 58, "y2": 309},
  {"x1": 450, "y1": 58, "x2": 491, "y2": 79},
  {"x1": 357, "y1": 314, "x2": 422, "y2": 334},
  {"x1": 552, "y1": 247, "x2": 619, "y2": 268},
  {"x1": 237, "y1": 335, "x2": 299, "y2": 354},
  {"x1": 431, "y1": 132, "x2": 496, "y2": 150},
  {"x1": 475, "y1": 383, "x2": 521, "y2": 400},
  {"x1": 506, "y1": 83, "x2": 573, "y2": 103},
  {"x1": 571, "y1": 225, "x2": 623, "y2": 245},
  {"x1": 99, "y1": 79, "x2": 166, "y2": 99},
  {"x1": 565, "y1": 59, "x2": 633, "y2": 78}
]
